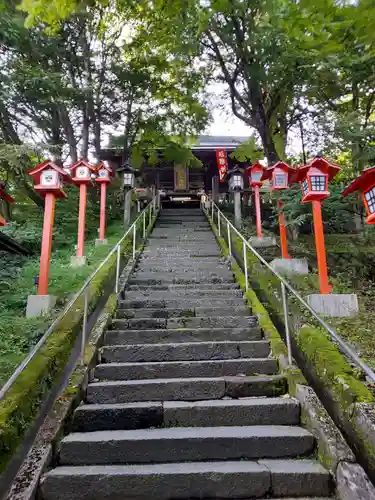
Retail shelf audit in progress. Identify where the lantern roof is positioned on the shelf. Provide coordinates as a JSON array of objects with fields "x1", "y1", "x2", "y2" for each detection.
[
  {"x1": 290, "y1": 157, "x2": 340, "y2": 184},
  {"x1": 226, "y1": 165, "x2": 245, "y2": 178},
  {"x1": 245, "y1": 160, "x2": 265, "y2": 176},
  {"x1": 70, "y1": 159, "x2": 97, "y2": 175},
  {"x1": 27, "y1": 160, "x2": 72, "y2": 184},
  {"x1": 342, "y1": 165, "x2": 375, "y2": 197},
  {"x1": 0, "y1": 183, "x2": 15, "y2": 203},
  {"x1": 261, "y1": 161, "x2": 295, "y2": 182},
  {"x1": 96, "y1": 162, "x2": 114, "y2": 176}
]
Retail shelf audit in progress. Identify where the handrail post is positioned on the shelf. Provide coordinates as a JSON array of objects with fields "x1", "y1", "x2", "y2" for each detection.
[
  {"x1": 227, "y1": 221, "x2": 232, "y2": 259},
  {"x1": 80, "y1": 288, "x2": 89, "y2": 365},
  {"x1": 143, "y1": 211, "x2": 146, "y2": 240},
  {"x1": 149, "y1": 202, "x2": 152, "y2": 227},
  {"x1": 133, "y1": 223, "x2": 136, "y2": 259},
  {"x1": 211, "y1": 201, "x2": 214, "y2": 221},
  {"x1": 218, "y1": 209, "x2": 221, "y2": 237},
  {"x1": 115, "y1": 244, "x2": 121, "y2": 294},
  {"x1": 243, "y1": 240, "x2": 248, "y2": 292},
  {"x1": 281, "y1": 282, "x2": 292, "y2": 365}
]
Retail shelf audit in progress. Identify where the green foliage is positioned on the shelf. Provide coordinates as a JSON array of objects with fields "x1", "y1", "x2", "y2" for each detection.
[{"x1": 230, "y1": 136, "x2": 263, "y2": 163}]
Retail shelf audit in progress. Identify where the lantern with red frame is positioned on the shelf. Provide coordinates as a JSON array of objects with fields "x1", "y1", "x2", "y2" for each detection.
[
  {"x1": 28, "y1": 160, "x2": 70, "y2": 199},
  {"x1": 292, "y1": 157, "x2": 341, "y2": 294},
  {"x1": 292, "y1": 157, "x2": 340, "y2": 204},
  {"x1": 0, "y1": 182, "x2": 16, "y2": 226},
  {"x1": 96, "y1": 162, "x2": 113, "y2": 243},
  {"x1": 28, "y1": 160, "x2": 71, "y2": 296},
  {"x1": 342, "y1": 165, "x2": 375, "y2": 224},
  {"x1": 245, "y1": 161, "x2": 266, "y2": 238},
  {"x1": 261, "y1": 162, "x2": 296, "y2": 259},
  {"x1": 70, "y1": 159, "x2": 96, "y2": 186},
  {"x1": 246, "y1": 161, "x2": 265, "y2": 188}
]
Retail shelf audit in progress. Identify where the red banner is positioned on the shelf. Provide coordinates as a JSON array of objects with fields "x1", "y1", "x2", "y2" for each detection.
[{"x1": 216, "y1": 150, "x2": 228, "y2": 182}]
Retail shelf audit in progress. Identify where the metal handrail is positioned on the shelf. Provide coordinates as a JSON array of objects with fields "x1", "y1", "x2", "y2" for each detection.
[
  {"x1": 209, "y1": 202, "x2": 375, "y2": 384},
  {"x1": 0, "y1": 195, "x2": 159, "y2": 401}
]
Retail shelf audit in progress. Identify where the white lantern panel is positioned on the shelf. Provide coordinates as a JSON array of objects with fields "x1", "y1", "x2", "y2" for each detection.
[
  {"x1": 274, "y1": 173, "x2": 287, "y2": 188},
  {"x1": 41, "y1": 169, "x2": 59, "y2": 186},
  {"x1": 124, "y1": 172, "x2": 134, "y2": 187},
  {"x1": 365, "y1": 186, "x2": 375, "y2": 214},
  {"x1": 98, "y1": 168, "x2": 108, "y2": 178},
  {"x1": 310, "y1": 175, "x2": 326, "y2": 191},
  {"x1": 251, "y1": 171, "x2": 262, "y2": 182},
  {"x1": 302, "y1": 179, "x2": 309, "y2": 195},
  {"x1": 76, "y1": 166, "x2": 90, "y2": 179}
]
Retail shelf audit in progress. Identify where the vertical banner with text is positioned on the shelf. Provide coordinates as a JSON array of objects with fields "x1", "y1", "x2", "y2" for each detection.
[{"x1": 216, "y1": 150, "x2": 228, "y2": 182}]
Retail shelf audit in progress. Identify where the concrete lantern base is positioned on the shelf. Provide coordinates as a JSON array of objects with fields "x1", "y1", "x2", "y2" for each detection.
[
  {"x1": 249, "y1": 236, "x2": 276, "y2": 248},
  {"x1": 270, "y1": 258, "x2": 309, "y2": 275},
  {"x1": 26, "y1": 294, "x2": 56, "y2": 318},
  {"x1": 95, "y1": 238, "x2": 108, "y2": 246},
  {"x1": 305, "y1": 293, "x2": 359, "y2": 318},
  {"x1": 70, "y1": 255, "x2": 87, "y2": 267}
]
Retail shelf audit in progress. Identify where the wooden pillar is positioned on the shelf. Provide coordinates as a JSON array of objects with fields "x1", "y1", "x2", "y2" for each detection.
[
  {"x1": 312, "y1": 200, "x2": 332, "y2": 294},
  {"x1": 38, "y1": 193, "x2": 56, "y2": 295},
  {"x1": 212, "y1": 175, "x2": 219, "y2": 203}
]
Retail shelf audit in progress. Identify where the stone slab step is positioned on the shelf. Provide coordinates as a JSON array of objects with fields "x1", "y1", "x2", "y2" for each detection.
[
  {"x1": 115, "y1": 306, "x2": 250, "y2": 319},
  {"x1": 105, "y1": 327, "x2": 262, "y2": 345},
  {"x1": 129, "y1": 276, "x2": 234, "y2": 285},
  {"x1": 42, "y1": 460, "x2": 330, "y2": 500},
  {"x1": 86, "y1": 375, "x2": 287, "y2": 403},
  {"x1": 59, "y1": 426, "x2": 314, "y2": 465},
  {"x1": 94, "y1": 358, "x2": 278, "y2": 381},
  {"x1": 101, "y1": 341, "x2": 269, "y2": 362},
  {"x1": 72, "y1": 397, "x2": 299, "y2": 432},
  {"x1": 143, "y1": 251, "x2": 222, "y2": 257},
  {"x1": 135, "y1": 264, "x2": 229, "y2": 272},
  {"x1": 111, "y1": 316, "x2": 258, "y2": 330},
  {"x1": 118, "y1": 297, "x2": 245, "y2": 309},
  {"x1": 125, "y1": 283, "x2": 241, "y2": 292}
]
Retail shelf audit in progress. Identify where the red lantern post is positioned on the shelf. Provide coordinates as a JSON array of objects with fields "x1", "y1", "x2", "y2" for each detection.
[
  {"x1": 95, "y1": 162, "x2": 113, "y2": 244},
  {"x1": 0, "y1": 183, "x2": 15, "y2": 226},
  {"x1": 292, "y1": 157, "x2": 341, "y2": 294},
  {"x1": 261, "y1": 161, "x2": 296, "y2": 259},
  {"x1": 70, "y1": 160, "x2": 96, "y2": 266},
  {"x1": 26, "y1": 161, "x2": 70, "y2": 316}
]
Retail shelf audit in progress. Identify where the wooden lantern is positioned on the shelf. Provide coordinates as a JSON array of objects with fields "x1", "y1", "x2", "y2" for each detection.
[
  {"x1": 28, "y1": 160, "x2": 70, "y2": 198},
  {"x1": 342, "y1": 166, "x2": 375, "y2": 224}
]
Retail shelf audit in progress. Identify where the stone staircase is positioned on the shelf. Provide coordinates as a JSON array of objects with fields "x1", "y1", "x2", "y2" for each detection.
[{"x1": 41, "y1": 208, "x2": 332, "y2": 500}]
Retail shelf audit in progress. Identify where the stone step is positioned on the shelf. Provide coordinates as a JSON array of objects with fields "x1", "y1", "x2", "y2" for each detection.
[
  {"x1": 115, "y1": 306, "x2": 250, "y2": 319},
  {"x1": 129, "y1": 276, "x2": 234, "y2": 285},
  {"x1": 135, "y1": 264, "x2": 229, "y2": 272},
  {"x1": 111, "y1": 315, "x2": 258, "y2": 330},
  {"x1": 94, "y1": 358, "x2": 278, "y2": 381},
  {"x1": 125, "y1": 283, "x2": 241, "y2": 292},
  {"x1": 118, "y1": 297, "x2": 245, "y2": 309},
  {"x1": 143, "y1": 251, "x2": 222, "y2": 257},
  {"x1": 105, "y1": 327, "x2": 262, "y2": 345},
  {"x1": 59, "y1": 426, "x2": 315, "y2": 465},
  {"x1": 100, "y1": 341, "x2": 270, "y2": 363},
  {"x1": 42, "y1": 461, "x2": 331, "y2": 500},
  {"x1": 86, "y1": 375, "x2": 288, "y2": 403},
  {"x1": 72, "y1": 397, "x2": 299, "y2": 432}
]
